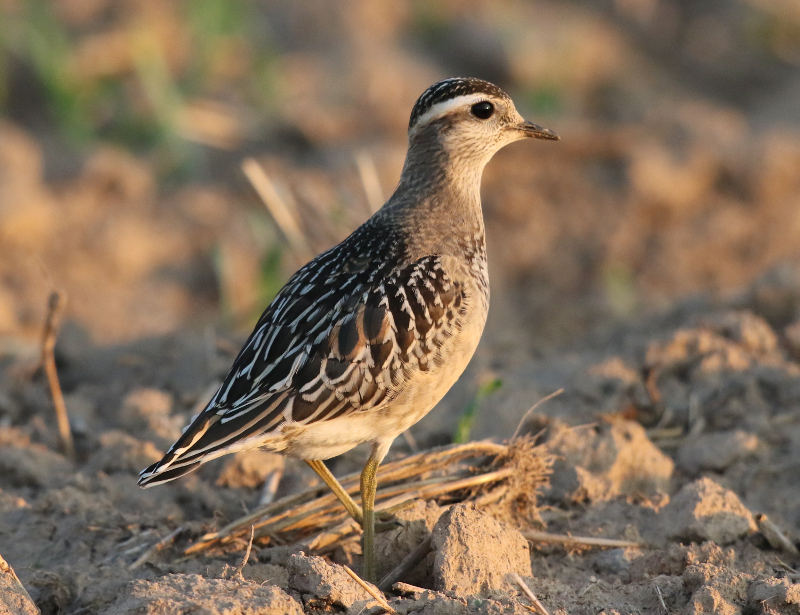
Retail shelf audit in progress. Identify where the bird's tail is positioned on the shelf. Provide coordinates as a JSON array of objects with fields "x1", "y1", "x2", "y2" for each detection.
[
  {"x1": 137, "y1": 458, "x2": 202, "y2": 487},
  {"x1": 137, "y1": 409, "x2": 221, "y2": 488},
  {"x1": 138, "y1": 392, "x2": 291, "y2": 487}
]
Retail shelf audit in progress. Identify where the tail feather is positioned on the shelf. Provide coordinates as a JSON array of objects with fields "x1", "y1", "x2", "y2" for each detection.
[
  {"x1": 136, "y1": 408, "x2": 219, "y2": 488},
  {"x1": 137, "y1": 392, "x2": 290, "y2": 488},
  {"x1": 138, "y1": 459, "x2": 202, "y2": 487}
]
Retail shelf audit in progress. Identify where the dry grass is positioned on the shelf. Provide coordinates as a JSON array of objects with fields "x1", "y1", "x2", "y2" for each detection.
[{"x1": 183, "y1": 438, "x2": 551, "y2": 558}]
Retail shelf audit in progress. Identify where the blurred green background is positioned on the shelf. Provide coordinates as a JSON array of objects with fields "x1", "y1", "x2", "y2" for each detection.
[{"x1": 1, "y1": 0, "x2": 800, "y2": 359}]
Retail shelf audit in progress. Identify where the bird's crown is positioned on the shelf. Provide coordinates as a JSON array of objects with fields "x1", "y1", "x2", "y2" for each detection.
[{"x1": 408, "y1": 77, "x2": 510, "y2": 131}]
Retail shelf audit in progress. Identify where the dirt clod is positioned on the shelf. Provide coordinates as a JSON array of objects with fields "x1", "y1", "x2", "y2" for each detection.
[
  {"x1": 0, "y1": 554, "x2": 39, "y2": 615},
  {"x1": 682, "y1": 563, "x2": 751, "y2": 602},
  {"x1": 100, "y1": 574, "x2": 303, "y2": 615},
  {"x1": 119, "y1": 388, "x2": 180, "y2": 448},
  {"x1": 676, "y1": 430, "x2": 760, "y2": 474},
  {"x1": 0, "y1": 439, "x2": 71, "y2": 489},
  {"x1": 682, "y1": 586, "x2": 741, "y2": 615},
  {"x1": 287, "y1": 553, "x2": 383, "y2": 609},
  {"x1": 431, "y1": 503, "x2": 531, "y2": 597},
  {"x1": 242, "y1": 563, "x2": 289, "y2": 589},
  {"x1": 216, "y1": 450, "x2": 284, "y2": 489},
  {"x1": 84, "y1": 430, "x2": 163, "y2": 476},
  {"x1": 374, "y1": 500, "x2": 443, "y2": 585},
  {"x1": 392, "y1": 590, "x2": 533, "y2": 615},
  {"x1": 748, "y1": 577, "x2": 800, "y2": 615},
  {"x1": 544, "y1": 418, "x2": 673, "y2": 504},
  {"x1": 662, "y1": 478, "x2": 756, "y2": 545}
]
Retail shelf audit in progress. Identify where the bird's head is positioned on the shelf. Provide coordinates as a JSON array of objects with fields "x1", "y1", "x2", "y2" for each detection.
[{"x1": 407, "y1": 77, "x2": 559, "y2": 165}]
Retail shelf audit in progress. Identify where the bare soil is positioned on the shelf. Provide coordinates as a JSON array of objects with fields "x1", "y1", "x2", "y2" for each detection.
[{"x1": 2, "y1": 294, "x2": 800, "y2": 614}]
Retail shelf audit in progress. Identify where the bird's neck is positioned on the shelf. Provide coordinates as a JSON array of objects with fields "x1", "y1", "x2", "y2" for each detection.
[{"x1": 385, "y1": 138, "x2": 488, "y2": 256}]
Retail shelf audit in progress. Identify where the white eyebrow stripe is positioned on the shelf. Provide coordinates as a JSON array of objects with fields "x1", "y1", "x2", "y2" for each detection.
[{"x1": 412, "y1": 93, "x2": 488, "y2": 129}]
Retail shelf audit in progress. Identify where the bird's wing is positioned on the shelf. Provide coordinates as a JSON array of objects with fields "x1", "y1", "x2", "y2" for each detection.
[{"x1": 138, "y1": 240, "x2": 464, "y2": 486}]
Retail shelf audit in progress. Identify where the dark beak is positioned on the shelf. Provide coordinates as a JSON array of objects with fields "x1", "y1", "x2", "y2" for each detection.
[{"x1": 516, "y1": 120, "x2": 560, "y2": 140}]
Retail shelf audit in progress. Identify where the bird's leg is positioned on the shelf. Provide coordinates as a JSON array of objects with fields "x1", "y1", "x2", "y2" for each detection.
[
  {"x1": 305, "y1": 459, "x2": 399, "y2": 532},
  {"x1": 304, "y1": 459, "x2": 363, "y2": 525},
  {"x1": 360, "y1": 447, "x2": 381, "y2": 583}
]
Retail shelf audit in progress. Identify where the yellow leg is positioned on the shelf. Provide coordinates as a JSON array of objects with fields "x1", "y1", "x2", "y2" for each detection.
[
  {"x1": 360, "y1": 449, "x2": 380, "y2": 584},
  {"x1": 305, "y1": 459, "x2": 363, "y2": 525}
]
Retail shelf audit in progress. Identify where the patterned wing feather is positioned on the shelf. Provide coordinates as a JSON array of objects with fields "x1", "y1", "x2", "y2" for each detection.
[{"x1": 138, "y1": 226, "x2": 464, "y2": 486}]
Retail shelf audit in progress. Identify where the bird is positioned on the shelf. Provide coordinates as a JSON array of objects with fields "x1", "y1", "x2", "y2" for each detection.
[{"x1": 138, "y1": 77, "x2": 559, "y2": 582}]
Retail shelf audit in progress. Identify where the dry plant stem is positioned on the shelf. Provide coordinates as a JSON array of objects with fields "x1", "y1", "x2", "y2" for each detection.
[
  {"x1": 118, "y1": 528, "x2": 157, "y2": 554},
  {"x1": 511, "y1": 573, "x2": 550, "y2": 615},
  {"x1": 129, "y1": 526, "x2": 183, "y2": 570},
  {"x1": 393, "y1": 582, "x2": 428, "y2": 595},
  {"x1": 186, "y1": 441, "x2": 508, "y2": 554},
  {"x1": 523, "y1": 530, "x2": 646, "y2": 550},
  {"x1": 188, "y1": 490, "x2": 343, "y2": 554},
  {"x1": 407, "y1": 467, "x2": 513, "y2": 499},
  {"x1": 646, "y1": 426, "x2": 684, "y2": 441},
  {"x1": 343, "y1": 565, "x2": 395, "y2": 613},
  {"x1": 374, "y1": 442, "x2": 507, "y2": 484},
  {"x1": 473, "y1": 485, "x2": 508, "y2": 508},
  {"x1": 233, "y1": 526, "x2": 255, "y2": 579},
  {"x1": 244, "y1": 501, "x2": 338, "y2": 545},
  {"x1": 315, "y1": 467, "x2": 512, "y2": 538},
  {"x1": 512, "y1": 388, "x2": 564, "y2": 440},
  {"x1": 378, "y1": 534, "x2": 433, "y2": 592},
  {"x1": 241, "y1": 157, "x2": 313, "y2": 263},
  {"x1": 655, "y1": 584, "x2": 667, "y2": 614},
  {"x1": 185, "y1": 483, "x2": 333, "y2": 554},
  {"x1": 258, "y1": 469, "x2": 283, "y2": 507},
  {"x1": 355, "y1": 150, "x2": 385, "y2": 213},
  {"x1": 274, "y1": 469, "x2": 471, "y2": 540},
  {"x1": 258, "y1": 470, "x2": 429, "y2": 537},
  {"x1": 755, "y1": 513, "x2": 800, "y2": 555},
  {"x1": 41, "y1": 291, "x2": 74, "y2": 459},
  {"x1": 254, "y1": 504, "x2": 342, "y2": 539},
  {"x1": 307, "y1": 518, "x2": 359, "y2": 551},
  {"x1": 306, "y1": 469, "x2": 515, "y2": 555},
  {"x1": 265, "y1": 468, "x2": 512, "y2": 549}
]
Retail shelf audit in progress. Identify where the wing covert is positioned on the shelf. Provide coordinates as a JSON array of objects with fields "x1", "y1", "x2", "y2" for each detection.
[
  {"x1": 213, "y1": 252, "x2": 463, "y2": 429},
  {"x1": 140, "y1": 233, "x2": 466, "y2": 484}
]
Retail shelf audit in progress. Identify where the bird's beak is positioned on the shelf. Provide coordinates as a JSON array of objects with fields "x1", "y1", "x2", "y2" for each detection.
[{"x1": 516, "y1": 120, "x2": 560, "y2": 140}]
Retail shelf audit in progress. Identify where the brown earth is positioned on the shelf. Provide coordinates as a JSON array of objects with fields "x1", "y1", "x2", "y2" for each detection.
[{"x1": 2, "y1": 300, "x2": 800, "y2": 614}]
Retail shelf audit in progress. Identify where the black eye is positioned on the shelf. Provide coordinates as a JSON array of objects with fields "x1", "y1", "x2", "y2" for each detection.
[{"x1": 471, "y1": 101, "x2": 494, "y2": 120}]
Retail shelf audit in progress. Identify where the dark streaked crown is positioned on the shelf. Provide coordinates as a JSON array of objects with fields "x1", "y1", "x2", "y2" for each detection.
[{"x1": 408, "y1": 77, "x2": 510, "y2": 130}]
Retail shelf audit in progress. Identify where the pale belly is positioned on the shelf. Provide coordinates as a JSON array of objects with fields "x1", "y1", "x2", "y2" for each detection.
[{"x1": 280, "y1": 343, "x2": 480, "y2": 460}]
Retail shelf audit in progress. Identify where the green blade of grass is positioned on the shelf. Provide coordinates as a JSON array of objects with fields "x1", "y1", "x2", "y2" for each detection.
[{"x1": 453, "y1": 377, "x2": 502, "y2": 444}]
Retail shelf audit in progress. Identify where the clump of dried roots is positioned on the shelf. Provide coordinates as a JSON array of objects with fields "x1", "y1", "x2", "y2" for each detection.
[{"x1": 483, "y1": 434, "x2": 554, "y2": 527}]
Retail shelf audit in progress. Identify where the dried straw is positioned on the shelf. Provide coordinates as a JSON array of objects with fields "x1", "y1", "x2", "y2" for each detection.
[{"x1": 184, "y1": 441, "x2": 513, "y2": 556}]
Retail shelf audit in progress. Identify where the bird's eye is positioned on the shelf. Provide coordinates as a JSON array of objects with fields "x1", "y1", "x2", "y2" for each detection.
[{"x1": 471, "y1": 101, "x2": 494, "y2": 120}]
